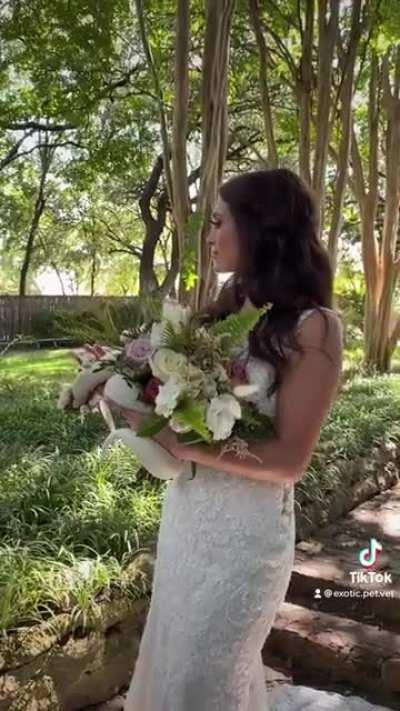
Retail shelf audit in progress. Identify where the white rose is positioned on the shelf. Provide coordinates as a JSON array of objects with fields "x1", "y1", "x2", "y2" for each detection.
[
  {"x1": 232, "y1": 384, "x2": 260, "y2": 398},
  {"x1": 162, "y1": 298, "x2": 191, "y2": 331},
  {"x1": 150, "y1": 321, "x2": 166, "y2": 349},
  {"x1": 154, "y1": 375, "x2": 185, "y2": 418},
  {"x1": 206, "y1": 394, "x2": 242, "y2": 441},
  {"x1": 150, "y1": 348, "x2": 188, "y2": 383}
]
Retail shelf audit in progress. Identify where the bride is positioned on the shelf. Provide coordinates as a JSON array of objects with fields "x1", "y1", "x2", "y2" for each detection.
[{"x1": 121, "y1": 168, "x2": 343, "y2": 710}]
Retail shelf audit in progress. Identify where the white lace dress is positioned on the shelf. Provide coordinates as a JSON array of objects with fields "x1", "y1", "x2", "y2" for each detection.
[{"x1": 123, "y1": 307, "x2": 332, "y2": 711}]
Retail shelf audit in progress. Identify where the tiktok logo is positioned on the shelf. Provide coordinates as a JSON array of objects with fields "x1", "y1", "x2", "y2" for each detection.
[{"x1": 358, "y1": 538, "x2": 383, "y2": 568}]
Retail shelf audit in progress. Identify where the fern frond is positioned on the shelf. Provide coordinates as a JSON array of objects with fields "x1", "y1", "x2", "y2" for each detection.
[
  {"x1": 160, "y1": 320, "x2": 192, "y2": 353},
  {"x1": 209, "y1": 306, "x2": 270, "y2": 350},
  {"x1": 173, "y1": 398, "x2": 212, "y2": 443},
  {"x1": 54, "y1": 295, "x2": 163, "y2": 347}
]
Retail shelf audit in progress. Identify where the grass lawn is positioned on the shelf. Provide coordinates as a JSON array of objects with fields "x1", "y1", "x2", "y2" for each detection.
[
  {"x1": 0, "y1": 348, "x2": 163, "y2": 633},
  {"x1": 1, "y1": 345, "x2": 400, "y2": 634}
]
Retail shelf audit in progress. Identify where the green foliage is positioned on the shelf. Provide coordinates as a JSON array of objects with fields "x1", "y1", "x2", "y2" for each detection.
[
  {"x1": 55, "y1": 296, "x2": 163, "y2": 346},
  {"x1": 160, "y1": 319, "x2": 192, "y2": 353},
  {"x1": 334, "y1": 259, "x2": 365, "y2": 339},
  {"x1": 136, "y1": 412, "x2": 169, "y2": 437},
  {"x1": 30, "y1": 308, "x2": 90, "y2": 338},
  {"x1": 173, "y1": 397, "x2": 212, "y2": 443},
  {"x1": 181, "y1": 212, "x2": 203, "y2": 291},
  {"x1": 30, "y1": 310, "x2": 62, "y2": 338},
  {"x1": 0, "y1": 348, "x2": 164, "y2": 631},
  {"x1": 372, "y1": 0, "x2": 400, "y2": 51},
  {"x1": 234, "y1": 400, "x2": 277, "y2": 439},
  {"x1": 209, "y1": 305, "x2": 270, "y2": 350}
]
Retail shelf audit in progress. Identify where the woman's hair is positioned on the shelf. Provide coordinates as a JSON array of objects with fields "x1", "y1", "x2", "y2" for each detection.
[{"x1": 196, "y1": 168, "x2": 340, "y2": 398}]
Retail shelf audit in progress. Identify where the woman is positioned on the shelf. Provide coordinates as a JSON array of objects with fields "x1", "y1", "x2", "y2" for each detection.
[{"x1": 122, "y1": 168, "x2": 343, "y2": 710}]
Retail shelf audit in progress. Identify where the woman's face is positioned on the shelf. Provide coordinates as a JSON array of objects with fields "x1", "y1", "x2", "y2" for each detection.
[{"x1": 206, "y1": 197, "x2": 240, "y2": 273}]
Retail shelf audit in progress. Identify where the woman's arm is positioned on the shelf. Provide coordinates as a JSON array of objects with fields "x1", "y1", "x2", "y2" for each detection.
[
  {"x1": 111, "y1": 310, "x2": 343, "y2": 485},
  {"x1": 117, "y1": 407, "x2": 147, "y2": 430},
  {"x1": 177, "y1": 310, "x2": 343, "y2": 484}
]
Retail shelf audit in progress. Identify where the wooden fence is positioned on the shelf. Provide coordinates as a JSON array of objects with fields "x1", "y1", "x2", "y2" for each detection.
[{"x1": 0, "y1": 295, "x2": 136, "y2": 340}]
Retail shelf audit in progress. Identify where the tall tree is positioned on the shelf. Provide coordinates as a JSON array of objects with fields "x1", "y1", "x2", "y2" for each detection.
[
  {"x1": 194, "y1": 0, "x2": 236, "y2": 310},
  {"x1": 351, "y1": 44, "x2": 400, "y2": 372}
]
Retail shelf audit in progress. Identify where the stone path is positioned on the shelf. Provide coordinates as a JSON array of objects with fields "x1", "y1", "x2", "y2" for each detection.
[
  {"x1": 269, "y1": 683, "x2": 393, "y2": 710},
  {"x1": 86, "y1": 481, "x2": 400, "y2": 710},
  {"x1": 262, "y1": 481, "x2": 400, "y2": 708},
  {"x1": 88, "y1": 672, "x2": 393, "y2": 711}
]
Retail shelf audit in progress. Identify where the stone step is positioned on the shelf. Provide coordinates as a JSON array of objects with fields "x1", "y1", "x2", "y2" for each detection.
[
  {"x1": 269, "y1": 683, "x2": 393, "y2": 711},
  {"x1": 287, "y1": 482, "x2": 400, "y2": 632},
  {"x1": 86, "y1": 668, "x2": 394, "y2": 711},
  {"x1": 263, "y1": 601, "x2": 400, "y2": 707},
  {"x1": 86, "y1": 485, "x2": 400, "y2": 710}
]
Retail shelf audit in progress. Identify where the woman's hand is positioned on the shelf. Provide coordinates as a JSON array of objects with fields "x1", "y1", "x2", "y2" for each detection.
[
  {"x1": 104, "y1": 401, "x2": 145, "y2": 430},
  {"x1": 118, "y1": 407, "x2": 145, "y2": 431},
  {"x1": 106, "y1": 398, "x2": 194, "y2": 461}
]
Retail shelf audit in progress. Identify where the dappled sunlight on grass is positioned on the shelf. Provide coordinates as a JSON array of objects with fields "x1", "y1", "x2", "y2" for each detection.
[
  {"x1": 2, "y1": 343, "x2": 400, "y2": 631},
  {"x1": 298, "y1": 369, "x2": 400, "y2": 502},
  {"x1": 0, "y1": 348, "x2": 75, "y2": 381},
  {"x1": 0, "y1": 347, "x2": 163, "y2": 632}
]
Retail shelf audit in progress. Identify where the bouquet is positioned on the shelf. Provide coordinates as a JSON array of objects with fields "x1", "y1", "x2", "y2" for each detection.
[{"x1": 58, "y1": 297, "x2": 276, "y2": 481}]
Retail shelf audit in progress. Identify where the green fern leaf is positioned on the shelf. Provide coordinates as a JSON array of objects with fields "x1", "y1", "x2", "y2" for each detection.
[
  {"x1": 160, "y1": 320, "x2": 192, "y2": 353},
  {"x1": 176, "y1": 431, "x2": 205, "y2": 445},
  {"x1": 209, "y1": 306, "x2": 270, "y2": 349},
  {"x1": 173, "y1": 398, "x2": 212, "y2": 443}
]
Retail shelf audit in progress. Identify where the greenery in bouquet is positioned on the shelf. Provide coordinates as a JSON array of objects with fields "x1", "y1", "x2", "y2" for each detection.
[
  {"x1": 131, "y1": 298, "x2": 277, "y2": 478},
  {"x1": 59, "y1": 297, "x2": 277, "y2": 481}
]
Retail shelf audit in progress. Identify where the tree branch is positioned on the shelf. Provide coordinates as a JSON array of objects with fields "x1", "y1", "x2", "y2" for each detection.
[{"x1": 4, "y1": 121, "x2": 76, "y2": 131}]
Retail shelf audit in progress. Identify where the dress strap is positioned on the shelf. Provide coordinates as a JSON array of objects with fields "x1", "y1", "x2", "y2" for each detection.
[{"x1": 296, "y1": 307, "x2": 338, "y2": 329}]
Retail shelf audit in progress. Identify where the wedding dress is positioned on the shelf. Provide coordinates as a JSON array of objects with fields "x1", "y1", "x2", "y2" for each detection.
[{"x1": 123, "y1": 305, "x2": 335, "y2": 711}]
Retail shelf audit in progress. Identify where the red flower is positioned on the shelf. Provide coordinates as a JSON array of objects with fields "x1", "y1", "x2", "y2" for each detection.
[
  {"x1": 91, "y1": 344, "x2": 108, "y2": 359},
  {"x1": 143, "y1": 377, "x2": 163, "y2": 403}
]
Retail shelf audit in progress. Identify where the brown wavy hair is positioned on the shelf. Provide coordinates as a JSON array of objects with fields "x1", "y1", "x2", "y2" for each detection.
[{"x1": 197, "y1": 168, "x2": 340, "y2": 398}]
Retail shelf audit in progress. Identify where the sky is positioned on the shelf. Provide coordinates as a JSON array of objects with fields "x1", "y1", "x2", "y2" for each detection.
[{"x1": 36, "y1": 268, "x2": 76, "y2": 295}]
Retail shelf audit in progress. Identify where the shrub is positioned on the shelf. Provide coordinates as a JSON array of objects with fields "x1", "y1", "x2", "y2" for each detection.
[{"x1": 30, "y1": 310, "x2": 61, "y2": 338}]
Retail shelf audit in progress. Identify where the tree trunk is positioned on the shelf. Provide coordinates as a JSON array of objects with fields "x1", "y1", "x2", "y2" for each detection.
[
  {"x1": 193, "y1": 0, "x2": 235, "y2": 312},
  {"x1": 351, "y1": 49, "x2": 400, "y2": 373},
  {"x1": 373, "y1": 50, "x2": 400, "y2": 369},
  {"x1": 137, "y1": 157, "x2": 168, "y2": 296},
  {"x1": 327, "y1": 0, "x2": 362, "y2": 274},
  {"x1": 297, "y1": 0, "x2": 314, "y2": 186},
  {"x1": 52, "y1": 262, "x2": 66, "y2": 295},
  {"x1": 248, "y1": 0, "x2": 278, "y2": 167},
  {"x1": 172, "y1": 0, "x2": 191, "y2": 304},
  {"x1": 313, "y1": 0, "x2": 340, "y2": 230},
  {"x1": 160, "y1": 227, "x2": 180, "y2": 298},
  {"x1": 351, "y1": 51, "x2": 380, "y2": 365},
  {"x1": 90, "y1": 249, "x2": 97, "y2": 296},
  {"x1": 18, "y1": 138, "x2": 53, "y2": 330}
]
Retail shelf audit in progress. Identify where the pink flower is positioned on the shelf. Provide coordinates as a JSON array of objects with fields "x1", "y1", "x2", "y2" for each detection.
[
  {"x1": 143, "y1": 377, "x2": 163, "y2": 403},
  {"x1": 87, "y1": 343, "x2": 108, "y2": 360},
  {"x1": 71, "y1": 343, "x2": 108, "y2": 366},
  {"x1": 226, "y1": 358, "x2": 248, "y2": 384},
  {"x1": 125, "y1": 336, "x2": 153, "y2": 364}
]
